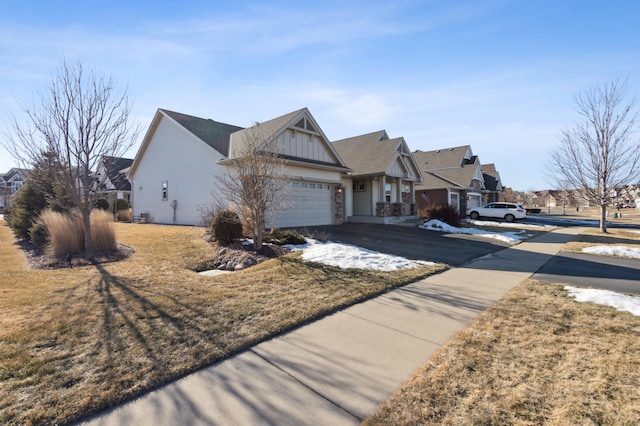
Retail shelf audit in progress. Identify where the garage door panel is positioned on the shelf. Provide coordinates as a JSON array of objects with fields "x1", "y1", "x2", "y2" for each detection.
[{"x1": 271, "y1": 181, "x2": 333, "y2": 228}]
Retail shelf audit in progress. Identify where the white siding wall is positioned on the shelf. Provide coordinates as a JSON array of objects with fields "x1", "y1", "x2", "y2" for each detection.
[
  {"x1": 342, "y1": 177, "x2": 353, "y2": 218},
  {"x1": 352, "y1": 181, "x2": 372, "y2": 216},
  {"x1": 131, "y1": 116, "x2": 229, "y2": 226},
  {"x1": 282, "y1": 164, "x2": 343, "y2": 182}
]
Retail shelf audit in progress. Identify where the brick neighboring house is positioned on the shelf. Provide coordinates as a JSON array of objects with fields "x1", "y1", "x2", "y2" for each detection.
[
  {"x1": 412, "y1": 146, "x2": 486, "y2": 216},
  {"x1": 0, "y1": 168, "x2": 28, "y2": 212}
]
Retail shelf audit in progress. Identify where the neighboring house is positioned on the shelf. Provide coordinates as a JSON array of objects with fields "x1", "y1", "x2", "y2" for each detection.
[
  {"x1": 481, "y1": 164, "x2": 503, "y2": 203},
  {"x1": 129, "y1": 108, "x2": 351, "y2": 227},
  {"x1": 331, "y1": 130, "x2": 422, "y2": 223},
  {"x1": 0, "y1": 168, "x2": 28, "y2": 211},
  {"x1": 412, "y1": 146, "x2": 486, "y2": 215},
  {"x1": 94, "y1": 156, "x2": 134, "y2": 208},
  {"x1": 534, "y1": 190, "x2": 556, "y2": 208}
]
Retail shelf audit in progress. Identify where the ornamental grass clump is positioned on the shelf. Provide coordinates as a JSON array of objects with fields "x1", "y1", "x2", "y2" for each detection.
[
  {"x1": 38, "y1": 209, "x2": 117, "y2": 256},
  {"x1": 40, "y1": 209, "x2": 84, "y2": 257}
]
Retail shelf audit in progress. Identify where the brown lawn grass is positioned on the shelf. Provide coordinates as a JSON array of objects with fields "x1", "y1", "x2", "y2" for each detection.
[
  {"x1": 365, "y1": 280, "x2": 640, "y2": 425},
  {"x1": 562, "y1": 227, "x2": 640, "y2": 255},
  {"x1": 0, "y1": 220, "x2": 444, "y2": 425}
]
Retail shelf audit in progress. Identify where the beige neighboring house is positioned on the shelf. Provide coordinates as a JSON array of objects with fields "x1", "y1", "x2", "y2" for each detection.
[
  {"x1": 412, "y1": 146, "x2": 486, "y2": 215},
  {"x1": 331, "y1": 130, "x2": 422, "y2": 223},
  {"x1": 0, "y1": 168, "x2": 28, "y2": 212},
  {"x1": 128, "y1": 108, "x2": 350, "y2": 227}
]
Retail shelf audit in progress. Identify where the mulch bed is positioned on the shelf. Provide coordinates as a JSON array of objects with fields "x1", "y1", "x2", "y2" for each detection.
[
  {"x1": 18, "y1": 240, "x2": 136, "y2": 269},
  {"x1": 17, "y1": 237, "x2": 290, "y2": 271},
  {"x1": 192, "y1": 240, "x2": 292, "y2": 272}
]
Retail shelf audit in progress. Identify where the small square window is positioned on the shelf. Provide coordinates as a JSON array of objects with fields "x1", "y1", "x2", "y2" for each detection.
[{"x1": 162, "y1": 181, "x2": 168, "y2": 201}]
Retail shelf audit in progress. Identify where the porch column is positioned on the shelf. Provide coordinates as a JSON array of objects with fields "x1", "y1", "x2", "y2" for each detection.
[
  {"x1": 395, "y1": 178, "x2": 402, "y2": 203},
  {"x1": 410, "y1": 181, "x2": 415, "y2": 202},
  {"x1": 379, "y1": 175, "x2": 386, "y2": 202}
]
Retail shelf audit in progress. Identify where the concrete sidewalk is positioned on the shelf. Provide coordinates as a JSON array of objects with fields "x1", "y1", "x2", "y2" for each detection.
[{"x1": 81, "y1": 227, "x2": 582, "y2": 426}]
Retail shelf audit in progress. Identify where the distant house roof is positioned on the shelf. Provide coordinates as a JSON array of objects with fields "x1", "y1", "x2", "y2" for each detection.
[
  {"x1": 160, "y1": 109, "x2": 244, "y2": 157},
  {"x1": 331, "y1": 130, "x2": 421, "y2": 181},
  {"x1": 1, "y1": 168, "x2": 29, "y2": 182},
  {"x1": 481, "y1": 163, "x2": 502, "y2": 192},
  {"x1": 100, "y1": 156, "x2": 134, "y2": 191},
  {"x1": 413, "y1": 146, "x2": 483, "y2": 190}
]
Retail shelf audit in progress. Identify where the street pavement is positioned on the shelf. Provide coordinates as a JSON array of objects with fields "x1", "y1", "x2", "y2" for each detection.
[
  {"x1": 79, "y1": 226, "x2": 584, "y2": 426},
  {"x1": 533, "y1": 251, "x2": 640, "y2": 294}
]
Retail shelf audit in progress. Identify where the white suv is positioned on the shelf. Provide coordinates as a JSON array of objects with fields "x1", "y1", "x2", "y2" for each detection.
[{"x1": 466, "y1": 202, "x2": 526, "y2": 222}]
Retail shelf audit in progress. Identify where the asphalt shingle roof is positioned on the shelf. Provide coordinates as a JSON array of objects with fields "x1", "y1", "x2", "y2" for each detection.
[
  {"x1": 161, "y1": 109, "x2": 244, "y2": 156},
  {"x1": 331, "y1": 131, "x2": 405, "y2": 176},
  {"x1": 413, "y1": 146, "x2": 481, "y2": 190},
  {"x1": 101, "y1": 156, "x2": 134, "y2": 191}
]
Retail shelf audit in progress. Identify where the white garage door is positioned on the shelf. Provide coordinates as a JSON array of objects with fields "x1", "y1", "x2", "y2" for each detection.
[
  {"x1": 467, "y1": 193, "x2": 482, "y2": 208},
  {"x1": 271, "y1": 181, "x2": 333, "y2": 228}
]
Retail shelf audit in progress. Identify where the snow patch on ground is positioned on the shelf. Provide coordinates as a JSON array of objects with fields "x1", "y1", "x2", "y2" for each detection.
[
  {"x1": 418, "y1": 219, "x2": 532, "y2": 245},
  {"x1": 286, "y1": 239, "x2": 437, "y2": 271},
  {"x1": 565, "y1": 286, "x2": 640, "y2": 316},
  {"x1": 582, "y1": 245, "x2": 640, "y2": 259}
]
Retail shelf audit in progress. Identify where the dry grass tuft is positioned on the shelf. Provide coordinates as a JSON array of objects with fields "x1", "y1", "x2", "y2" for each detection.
[
  {"x1": 366, "y1": 280, "x2": 640, "y2": 425},
  {"x1": 38, "y1": 209, "x2": 118, "y2": 256},
  {"x1": 90, "y1": 209, "x2": 117, "y2": 252},
  {"x1": 40, "y1": 209, "x2": 84, "y2": 256},
  {"x1": 0, "y1": 220, "x2": 444, "y2": 425}
]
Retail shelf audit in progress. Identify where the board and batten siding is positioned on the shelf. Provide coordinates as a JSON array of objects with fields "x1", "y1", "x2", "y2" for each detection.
[
  {"x1": 279, "y1": 129, "x2": 336, "y2": 164},
  {"x1": 131, "y1": 115, "x2": 228, "y2": 226}
]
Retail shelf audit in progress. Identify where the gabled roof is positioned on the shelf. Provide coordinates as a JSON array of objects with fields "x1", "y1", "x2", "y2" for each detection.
[
  {"x1": 161, "y1": 109, "x2": 244, "y2": 156},
  {"x1": 416, "y1": 167, "x2": 481, "y2": 190},
  {"x1": 412, "y1": 145, "x2": 476, "y2": 170},
  {"x1": 481, "y1": 163, "x2": 502, "y2": 192},
  {"x1": 100, "y1": 156, "x2": 134, "y2": 191},
  {"x1": 331, "y1": 131, "x2": 421, "y2": 181},
  {"x1": 227, "y1": 108, "x2": 350, "y2": 171},
  {"x1": 129, "y1": 109, "x2": 244, "y2": 178},
  {"x1": 413, "y1": 146, "x2": 483, "y2": 190},
  {"x1": 417, "y1": 171, "x2": 466, "y2": 190},
  {"x1": 229, "y1": 109, "x2": 305, "y2": 158},
  {"x1": 2, "y1": 168, "x2": 29, "y2": 181}
]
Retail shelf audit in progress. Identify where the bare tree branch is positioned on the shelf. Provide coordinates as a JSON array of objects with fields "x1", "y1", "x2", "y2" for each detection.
[
  {"x1": 547, "y1": 78, "x2": 640, "y2": 232},
  {"x1": 3, "y1": 60, "x2": 140, "y2": 252},
  {"x1": 216, "y1": 123, "x2": 290, "y2": 250}
]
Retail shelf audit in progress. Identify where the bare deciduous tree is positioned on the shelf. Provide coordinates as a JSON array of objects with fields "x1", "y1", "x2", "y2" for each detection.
[
  {"x1": 4, "y1": 60, "x2": 139, "y2": 252},
  {"x1": 547, "y1": 78, "x2": 640, "y2": 232},
  {"x1": 217, "y1": 123, "x2": 290, "y2": 250}
]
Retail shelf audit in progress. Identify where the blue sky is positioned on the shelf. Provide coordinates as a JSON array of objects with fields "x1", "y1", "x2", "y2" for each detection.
[{"x1": 2, "y1": 0, "x2": 639, "y2": 190}]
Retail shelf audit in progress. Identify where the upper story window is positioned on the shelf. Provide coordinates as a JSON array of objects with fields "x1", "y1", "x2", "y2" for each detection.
[{"x1": 11, "y1": 181, "x2": 24, "y2": 193}]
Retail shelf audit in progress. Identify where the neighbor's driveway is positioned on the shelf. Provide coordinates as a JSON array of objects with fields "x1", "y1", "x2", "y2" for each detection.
[{"x1": 307, "y1": 223, "x2": 512, "y2": 266}]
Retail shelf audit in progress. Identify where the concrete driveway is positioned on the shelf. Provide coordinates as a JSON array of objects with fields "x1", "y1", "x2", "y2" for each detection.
[{"x1": 306, "y1": 222, "x2": 512, "y2": 266}]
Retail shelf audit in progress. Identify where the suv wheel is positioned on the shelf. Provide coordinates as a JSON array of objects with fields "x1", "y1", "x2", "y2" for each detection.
[
  {"x1": 504, "y1": 214, "x2": 515, "y2": 223},
  {"x1": 470, "y1": 211, "x2": 479, "y2": 220}
]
